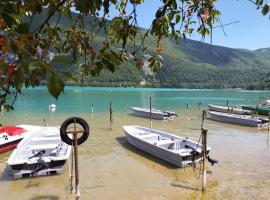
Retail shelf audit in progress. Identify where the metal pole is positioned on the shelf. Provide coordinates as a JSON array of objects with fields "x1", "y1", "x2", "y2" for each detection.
[
  {"x1": 267, "y1": 112, "x2": 270, "y2": 132},
  {"x1": 91, "y1": 104, "x2": 94, "y2": 116},
  {"x1": 73, "y1": 120, "x2": 80, "y2": 200},
  {"x1": 150, "y1": 97, "x2": 152, "y2": 129},
  {"x1": 201, "y1": 129, "x2": 208, "y2": 192},
  {"x1": 109, "y1": 100, "x2": 113, "y2": 130}
]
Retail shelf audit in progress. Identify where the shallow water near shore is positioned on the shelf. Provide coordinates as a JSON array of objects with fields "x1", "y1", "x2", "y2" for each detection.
[{"x1": 0, "y1": 87, "x2": 270, "y2": 199}]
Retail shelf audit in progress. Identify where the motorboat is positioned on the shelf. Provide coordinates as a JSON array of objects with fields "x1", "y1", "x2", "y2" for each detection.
[
  {"x1": 7, "y1": 126, "x2": 71, "y2": 178},
  {"x1": 131, "y1": 107, "x2": 177, "y2": 120},
  {"x1": 123, "y1": 125, "x2": 211, "y2": 167},
  {"x1": 208, "y1": 104, "x2": 251, "y2": 115},
  {"x1": 207, "y1": 111, "x2": 267, "y2": 127}
]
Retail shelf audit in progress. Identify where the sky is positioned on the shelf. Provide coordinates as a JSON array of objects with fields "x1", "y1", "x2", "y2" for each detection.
[{"x1": 107, "y1": 0, "x2": 270, "y2": 50}]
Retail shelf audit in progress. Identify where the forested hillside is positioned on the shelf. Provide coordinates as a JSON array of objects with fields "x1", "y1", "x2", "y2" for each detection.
[{"x1": 35, "y1": 10, "x2": 270, "y2": 89}]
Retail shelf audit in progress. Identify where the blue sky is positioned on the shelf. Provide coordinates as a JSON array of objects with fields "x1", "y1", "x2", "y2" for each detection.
[{"x1": 107, "y1": 0, "x2": 270, "y2": 50}]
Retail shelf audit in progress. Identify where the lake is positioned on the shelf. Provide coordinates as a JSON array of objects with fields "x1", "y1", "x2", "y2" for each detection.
[{"x1": 0, "y1": 87, "x2": 270, "y2": 200}]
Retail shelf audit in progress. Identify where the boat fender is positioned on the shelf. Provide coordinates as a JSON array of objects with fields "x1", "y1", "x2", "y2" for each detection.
[
  {"x1": 60, "y1": 117, "x2": 89, "y2": 146},
  {"x1": 207, "y1": 156, "x2": 218, "y2": 166}
]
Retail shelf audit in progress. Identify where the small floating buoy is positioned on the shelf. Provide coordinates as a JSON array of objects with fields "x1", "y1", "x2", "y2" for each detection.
[{"x1": 49, "y1": 104, "x2": 56, "y2": 112}]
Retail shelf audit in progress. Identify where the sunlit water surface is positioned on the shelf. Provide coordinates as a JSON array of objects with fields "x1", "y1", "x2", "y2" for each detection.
[{"x1": 0, "y1": 87, "x2": 270, "y2": 200}]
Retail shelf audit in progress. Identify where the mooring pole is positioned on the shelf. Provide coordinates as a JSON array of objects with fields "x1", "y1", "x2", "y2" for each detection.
[
  {"x1": 201, "y1": 129, "x2": 208, "y2": 192},
  {"x1": 109, "y1": 100, "x2": 113, "y2": 130},
  {"x1": 73, "y1": 120, "x2": 80, "y2": 200},
  {"x1": 43, "y1": 118, "x2": 48, "y2": 127},
  {"x1": 198, "y1": 102, "x2": 202, "y2": 110},
  {"x1": 267, "y1": 112, "x2": 270, "y2": 132},
  {"x1": 150, "y1": 97, "x2": 152, "y2": 129},
  {"x1": 69, "y1": 143, "x2": 74, "y2": 193},
  {"x1": 91, "y1": 104, "x2": 94, "y2": 116},
  {"x1": 186, "y1": 104, "x2": 189, "y2": 114}
]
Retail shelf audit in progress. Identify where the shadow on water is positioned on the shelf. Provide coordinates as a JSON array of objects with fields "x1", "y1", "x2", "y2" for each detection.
[
  {"x1": 115, "y1": 136, "x2": 178, "y2": 169},
  {"x1": 170, "y1": 182, "x2": 200, "y2": 191},
  {"x1": 0, "y1": 166, "x2": 14, "y2": 182},
  {"x1": 30, "y1": 195, "x2": 59, "y2": 200}
]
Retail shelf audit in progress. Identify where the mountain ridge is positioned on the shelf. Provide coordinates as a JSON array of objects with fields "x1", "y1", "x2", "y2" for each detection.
[{"x1": 33, "y1": 9, "x2": 270, "y2": 89}]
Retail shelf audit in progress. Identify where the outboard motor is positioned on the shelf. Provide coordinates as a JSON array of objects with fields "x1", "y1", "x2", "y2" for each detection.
[{"x1": 207, "y1": 156, "x2": 218, "y2": 166}]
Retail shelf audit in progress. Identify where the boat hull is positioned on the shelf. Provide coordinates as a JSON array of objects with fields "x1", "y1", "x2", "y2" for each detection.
[
  {"x1": 0, "y1": 139, "x2": 22, "y2": 154},
  {"x1": 9, "y1": 160, "x2": 67, "y2": 179},
  {"x1": 208, "y1": 104, "x2": 251, "y2": 115},
  {"x1": 132, "y1": 108, "x2": 165, "y2": 120},
  {"x1": 207, "y1": 111, "x2": 261, "y2": 127},
  {"x1": 242, "y1": 105, "x2": 270, "y2": 116}
]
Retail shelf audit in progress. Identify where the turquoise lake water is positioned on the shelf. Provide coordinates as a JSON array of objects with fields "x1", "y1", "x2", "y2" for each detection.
[
  {"x1": 1, "y1": 87, "x2": 270, "y2": 199},
  {"x1": 6, "y1": 86, "x2": 270, "y2": 114}
]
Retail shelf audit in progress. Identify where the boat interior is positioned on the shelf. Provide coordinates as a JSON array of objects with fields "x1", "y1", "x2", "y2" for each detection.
[
  {"x1": 11, "y1": 135, "x2": 69, "y2": 163},
  {"x1": 137, "y1": 132, "x2": 200, "y2": 155}
]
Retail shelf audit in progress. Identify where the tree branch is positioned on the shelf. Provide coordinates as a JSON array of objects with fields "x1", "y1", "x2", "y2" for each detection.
[{"x1": 33, "y1": 0, "x2": 66, "y2": 33}]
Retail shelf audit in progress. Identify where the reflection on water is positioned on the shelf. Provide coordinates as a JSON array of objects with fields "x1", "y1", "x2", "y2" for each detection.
[{"x1": 0, "y1": 110, "x2": 270, "y2": 200}]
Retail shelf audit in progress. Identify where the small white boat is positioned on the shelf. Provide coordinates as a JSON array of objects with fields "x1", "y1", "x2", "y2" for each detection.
[
  {"x1": 207, "y1": 111, "x2": 267, "y2": 127},
  {"x1": 208, "y1": 104, "x2": 251, "y2": 115},
  {"x1": 123, "y1": 125, "x2": 211, "y2": 167},
  {"x1": 49, "y1": 104, "x2": 56, "y2": 112},
  {"x1": 7, "y1": 126, "x2": 71, "y2": 178},
  {"x1": 131, "y1": 107, "x2": 177, "y2": 120}
]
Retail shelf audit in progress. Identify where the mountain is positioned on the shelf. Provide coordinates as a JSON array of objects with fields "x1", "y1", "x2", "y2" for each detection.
[{"x1": 33, "y1": 9, "x2": 270, "y2": 89}]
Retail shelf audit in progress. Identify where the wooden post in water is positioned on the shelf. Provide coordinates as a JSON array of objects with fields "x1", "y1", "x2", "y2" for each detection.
[
  {"x1": 91, "y1": 104, "x2": 94, "y2": 116},
  {"x1": 201, "y1": 129, "x2": 208, "y2": 192},
  {"x1": 198, "y1": 102, "x2": 202, "y2": 110},
  {"x1": 109, "y1": 100, "x2": 113, "y2": 130},
  {"x1": 186, "y1": 104, "x2": 189, "y2": 114},
  {"x1": 73, "y1": 120, "x2": 80, "y2": 200},
  {"x1": 43, "y1": 118, "x2": 48, "y2": 126},
  {"x1": 267, "y1": 112, "x2": 270, "y2": 132},
  {"x1": 150, "y1": 97, "x2": 152, "y2": 129},
  {"x1": 226, "y1": 100, "x2": 229, "y2": 106}
]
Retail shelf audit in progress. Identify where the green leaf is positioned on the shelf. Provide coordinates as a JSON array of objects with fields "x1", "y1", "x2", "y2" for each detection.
[
  {"x1": 16, "y1": 23, "x2": 30, "y2": 34},
  {"x1": 175, "y1": 15, "x2": 180, "y2": 24},
  {"x1": 4, "y1": 104, "x2": 14, "y2": 112},
  {"x1": 14, "y1": 66, "x2": 24, "y2": 93},
  {"x1": 47, "y1": 75, "x2": 64, "y2": 99},
  {"x1": 256, "y1": 0, "x2": 264, "y2": 6},
  {"x1": 262, "y1": 4, "x2": 269, "y2": 16},
  {"x1": 61, "y1": 71, "x2": 78, "y2": 82}
]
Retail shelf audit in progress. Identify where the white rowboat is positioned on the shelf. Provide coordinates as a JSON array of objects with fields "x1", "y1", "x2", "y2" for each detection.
[
  {"x1": 208, "y1": 104, "x2": 251, "y2": 115},
  {"x1": 123, "y1": 125, "x2": 211, "y2": 167},
  {"x1": 131, "y1": 107, "x2": 177, "y2": 120},
  {"x1": 207, "y1": 111, "x2": 266, "y2": 127},
  {"x1": 7, "y1": 125, "x2": 71, "y2": 179}
]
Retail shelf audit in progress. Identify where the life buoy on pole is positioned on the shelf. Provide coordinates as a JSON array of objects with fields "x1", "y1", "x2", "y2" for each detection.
[{"x1": 60, "y1": 117, "x2": 89, "y2": 145}]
